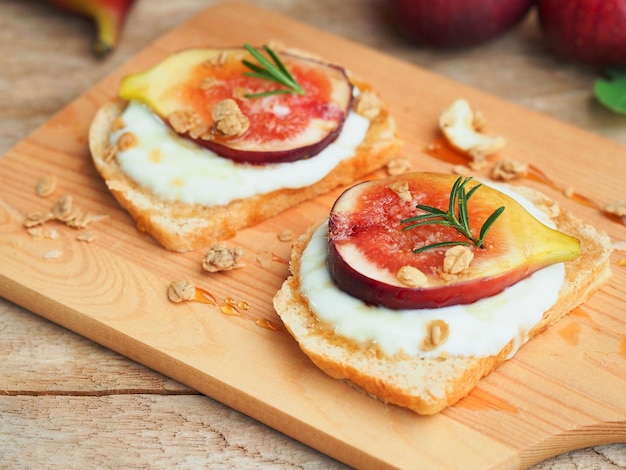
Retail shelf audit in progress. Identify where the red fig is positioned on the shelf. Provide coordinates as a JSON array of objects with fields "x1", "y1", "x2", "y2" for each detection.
[
  {"x1": 328, "y1": 173, "x2": 580, "y2": 309},
  {"x1": 119, "y1": 47, "x2": 354, "y2": 165}
]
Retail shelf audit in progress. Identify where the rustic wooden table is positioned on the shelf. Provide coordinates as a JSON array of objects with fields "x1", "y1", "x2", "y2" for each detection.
[{"x1": 1, "y1": 1, "x2": 625, "y2": 468}]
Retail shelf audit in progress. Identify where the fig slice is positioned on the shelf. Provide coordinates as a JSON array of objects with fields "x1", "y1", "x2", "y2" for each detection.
[
  {"x1": 118, "y1": 47, "x2": 353, "y2": 164},
  {"x1": 327, "y1": 172, "x2": 581, "y2": 309}
]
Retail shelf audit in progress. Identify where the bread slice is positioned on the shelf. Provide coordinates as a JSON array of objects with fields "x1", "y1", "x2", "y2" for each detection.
[
  {"x1": 88, "y1": 59, "x2": 401, "y2": 252},
  {"x1": 273, "y1": 185, "x2": 613, "y2": 415}
]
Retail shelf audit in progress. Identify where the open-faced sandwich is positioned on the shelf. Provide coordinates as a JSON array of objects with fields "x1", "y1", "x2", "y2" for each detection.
[
  {"x1": 88, "y1": 43, "x2": 401, "y2": 252},
  {"x1": 274, "y1": 172, "x2": 613, "y2": 415}
]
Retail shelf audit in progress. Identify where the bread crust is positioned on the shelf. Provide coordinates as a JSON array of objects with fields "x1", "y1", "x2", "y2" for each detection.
[
  {"x1": 89, "y1": 71, "x2": 401, "y2": 252},
  {"x1": 273, "y1": 185, "x2": 613, "y2": 415}
]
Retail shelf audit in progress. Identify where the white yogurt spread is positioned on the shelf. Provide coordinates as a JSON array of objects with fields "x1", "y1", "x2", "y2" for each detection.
[
  {"x1": 298, "y1": 182, "x2": 566, "y2": 359},
  {"x1": 110, "y1": 99, "x2": 370, "y2": 206}
]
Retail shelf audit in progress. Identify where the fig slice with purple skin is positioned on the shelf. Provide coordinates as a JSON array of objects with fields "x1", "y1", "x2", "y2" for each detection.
[
  {"x1": 118, "y1": 47, "x2": 353, "y2": 164},
  {"x1": 327, "y1": 172, "x2": 581, "y2": 309}
]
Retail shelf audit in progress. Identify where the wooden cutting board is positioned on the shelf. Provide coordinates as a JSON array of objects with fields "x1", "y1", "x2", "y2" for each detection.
[{"x1": 1, "y1": 2, "x2": 625, "y2": 468}]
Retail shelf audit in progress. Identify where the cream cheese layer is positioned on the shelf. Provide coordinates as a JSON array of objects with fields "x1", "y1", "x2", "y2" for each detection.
[{"x1": 110, "y1": 100, "x2": 370, "y2": 206}]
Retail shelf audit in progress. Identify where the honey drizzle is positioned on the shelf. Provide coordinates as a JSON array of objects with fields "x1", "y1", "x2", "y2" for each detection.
[
  {"x1": 526, "y1": 164, "x2": 602, "y2": 210},
  {"x1": 194, "y1": 287, "x2": 217, "y2": 305},
  {"x1": 424, "y1": 138, "x2": 467, "y2": 165},
  {"x1": 193, "y1": 287, "x2": 279, "y2": 331},
  {"x1": 255, "y1": 318, "x2": 280, "y2": 331},
  {"x1": 425, "y1": 140, "x2": 626, "y2": 226}
]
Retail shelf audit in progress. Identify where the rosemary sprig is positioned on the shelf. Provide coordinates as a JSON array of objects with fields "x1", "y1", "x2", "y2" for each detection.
[
  {"x1": 242, "y1": 43, "x2": 306, "y2": 98},
  {"x1": 401, "y1": 177, "x2": 505, "y2": 254}
]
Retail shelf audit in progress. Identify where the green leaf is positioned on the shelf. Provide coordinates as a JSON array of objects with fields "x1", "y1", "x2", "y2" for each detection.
[{"x1": 593, "y1": 71, "x2": 626, "y2": 115}]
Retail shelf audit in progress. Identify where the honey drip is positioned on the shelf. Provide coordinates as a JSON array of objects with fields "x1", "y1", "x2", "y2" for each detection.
[
  {"x1": 193, "y1": 287, "x2": 279, "y2": 331},
  {"x1": 526, "y1": 165, "x2": 601, "y2": 210},
  {"x1": 255, "y1": 318, "x2": 280, "y2": 331},
  {"x1": 425, "y1": 139, "x2": 467, "y2": 165},
  {"x1": 425, "y1": 139, "x2": 626, "y2": 226},
  {"x1": 194, "y1": 287, "x2": 217, "y2": 305},
  {"x1": 220, "y1": 303, "x2": 242, "y2": 317},
  {"x1": 569, "y1": 308, "x2": 601, "y2": 333},
  {"x1": 557, "y1": 321, "x2": 581, "y2": 346},
  {"x1": 272, "y1": 253, "x2": 289, "y2": 265}
]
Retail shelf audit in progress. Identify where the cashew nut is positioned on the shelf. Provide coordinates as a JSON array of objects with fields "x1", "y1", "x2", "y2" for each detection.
[{"x1": 439, "y1": 99, "x2": 506, "y2": 164}]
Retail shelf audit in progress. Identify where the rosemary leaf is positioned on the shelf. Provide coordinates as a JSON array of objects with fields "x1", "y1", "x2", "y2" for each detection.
[
  {"x1": 400, "y1": 176, "x2": 505, "y2": 254},
  {"x1": 402, "y1": 219, "x2": 455, "y2": 232},
  {"x1": 478, "y1": 205, "x2": 505, "y2": 246},
  {"x1": 242, "y1": 43, "x2": 305, "y2": 98}
]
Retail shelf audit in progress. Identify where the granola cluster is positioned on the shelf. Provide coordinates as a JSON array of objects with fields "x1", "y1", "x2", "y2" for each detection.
[
  {"x1": 202, "y1": 243, "x2": 243, "y2": 273},
  {"x1": 167, "y1": 279, "x2": 196, "y2": 303},
  {"x1": 25, "y1": 174, "x2": 107, "y2": 247},
  {"x1": 24, "y1": 195, "x2": 105, "y2": 233}
]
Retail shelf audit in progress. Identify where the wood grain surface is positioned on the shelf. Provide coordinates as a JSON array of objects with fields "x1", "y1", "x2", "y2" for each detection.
[{"x1": 1, "y1": 1, "x2": 626, "y2": 468}]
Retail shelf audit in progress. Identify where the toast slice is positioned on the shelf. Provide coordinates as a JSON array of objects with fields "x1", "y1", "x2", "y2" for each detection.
[
  {"x1": 88, "y1": 50, "x2": 401, "y2": 252},
  {"x1": 273, "y1": 185, "x2": 613, "y2": 415}
]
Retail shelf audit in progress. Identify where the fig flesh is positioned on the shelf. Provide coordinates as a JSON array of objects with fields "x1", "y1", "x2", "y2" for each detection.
[
  {"x1": 327, "y1": 173, "x2": 581, "y2": 309},
  {"x1": 119, "y1": 48, "x2": 353, "y2": 164}
]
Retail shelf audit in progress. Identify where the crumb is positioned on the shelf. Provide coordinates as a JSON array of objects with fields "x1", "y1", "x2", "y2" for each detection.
[
  {"x1": 452, "y1": 164, "x2": 472, "y2": 176},
  {"x1": 51, "y1": 195, "x2": 74, "y2": 221},
  {"x1": 27, "y1": 226, "x2": 58, "y2": 241},
  {"x1": 386, "y1": 157, "x2": 411, "y2": 176},
  {"x1": 168, "y1": 279, "x2": 196, "y2": 303},
  {"x1": 26, "y1": 226, "x2": 45, "y2": 241},
  {"x1": 202, "y1": 243, "x2": 243, "y2": 272},
  {"x1": 256, "y1": 251, "x2": 273, "y2": 268},
  {"x1": 490, "y1": 158, "x2": 529, "y2": 181},
  {"x1": 23, "y1": 211, "x2": 53, "y2": 228},
  {"x1": 353, "y1": 90, "x2": 381, "y2": 120},
  {"x1": 421, "y1": 319, "x2": 450, "y2": 351},
  {"x1": 24, "y1": 195, "x2": 108, "y2": 235},
  {"x1": 76, "y1": 231, "x2": 97, "y2": 243},
  {"x1": 36, "y1": 175, "x2": 57, "y2": 197},
  {"x1": 42, "y1": 249, "x2": 62, "y2": 260},
  {"x1": 278, "y1": 229, "x2": 294, "y2": 242},
  {"x1": 65, "y1": 209, "x2": 92, "y2": 229},
  {"x1": 468, "y1": 158, "x2": 489, "y2": 171}
]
